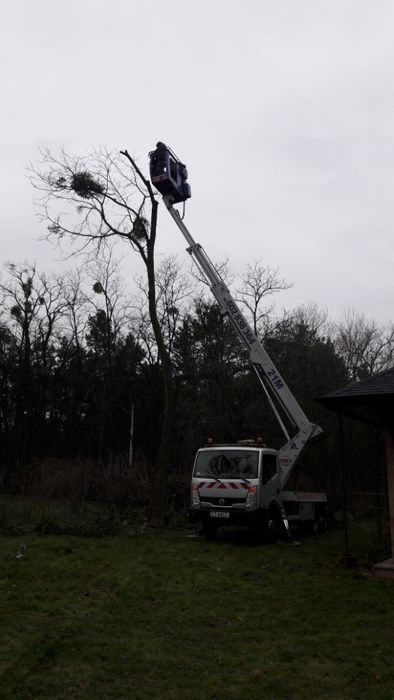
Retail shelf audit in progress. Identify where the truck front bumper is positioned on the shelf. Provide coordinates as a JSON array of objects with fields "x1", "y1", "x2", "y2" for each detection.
[{"x1": 189, "y1": 508, "x2": 265, "y2": 528}]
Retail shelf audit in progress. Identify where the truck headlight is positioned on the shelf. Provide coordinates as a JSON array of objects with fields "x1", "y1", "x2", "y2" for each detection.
[
  {"x1": 191, "y1": 484, "x2": 200, "y2": 508},
  {"x1": 245, "y1": 485, "x2": 257, "y2": 511}
]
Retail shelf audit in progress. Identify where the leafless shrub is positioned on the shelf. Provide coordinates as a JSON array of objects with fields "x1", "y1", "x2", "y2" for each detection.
[{"x1": 20, "y1": 458, "x2": 94, "y2": 501}]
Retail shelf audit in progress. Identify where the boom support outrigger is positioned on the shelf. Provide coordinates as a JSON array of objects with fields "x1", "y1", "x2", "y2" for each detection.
[{"x1": 149, "y1": 142, "x2": 322, "y2": 487}]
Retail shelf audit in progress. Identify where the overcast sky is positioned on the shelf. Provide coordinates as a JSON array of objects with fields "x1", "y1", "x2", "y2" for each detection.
[{"x1": 1, "y1": 0, "x2": 394, "y2": 324}]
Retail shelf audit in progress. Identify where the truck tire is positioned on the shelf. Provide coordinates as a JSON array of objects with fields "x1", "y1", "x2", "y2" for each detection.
[
  {"x1": 266, "y1": 517, "x2": 279, "y2": 542},
  {"x1": 266, "y1": 504, "x2": 285, "y2": 542},
  {"x1": 306, "y1": 511, "x2": 327, "y2": 535},
  {"x1": 311, "y1": 511, "x2": 327, "y2": 533}
]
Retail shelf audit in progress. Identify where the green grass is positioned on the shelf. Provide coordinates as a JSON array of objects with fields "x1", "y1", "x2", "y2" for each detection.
[{"x1": 0, "y1": 521, "x2": 394, "y2": 699}]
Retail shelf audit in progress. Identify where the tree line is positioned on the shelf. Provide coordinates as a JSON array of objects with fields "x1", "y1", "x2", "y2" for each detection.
[
  {"x1": 0, "y1": 250, "x2": 392, "y2": 509},
  {"x1": 1, "y1": 145, "x2": 389, "y2": 522}
]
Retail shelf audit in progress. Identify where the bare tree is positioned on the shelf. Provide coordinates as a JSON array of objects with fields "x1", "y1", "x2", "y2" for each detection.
[
  {"x1": 0, "y1": 263, "x2": 68, "y2": 465},
  {"x1": 236, "y1": 260, "x2": 291, "y2": 337},
  {"x1": 31, "y1": 146, "x2": 176, "y2": 524},
  {"x1": 334, "y1": 309, "x2": 394, "y2": 381},
  {"x1": 62, "y1": 268, "x2": 90, "y2": 361},
  {"x1": 34, "y1": 271, "x2": 68, "y2": 370},
  {"x1": 132, "y1": 256, "x2": 193, "y2": 360},
  {"x1": 1, "y1": 264, "x2": 41, "y2": 443},
  {"x1": 189, "y1": 256, "x2": 234, "y2": 293},
  {"x1": 128, "y1": 290, "x2": 157, "y2": 366},
  {"x1": 156, "y1": 256, "x2": 194, "y2": 357},
  {"x1": 87, "y1": 245, "x2": 132, "y2": 351},
  {"x1": 286, "y1": 304, "x2": 329, "y2": 337}
]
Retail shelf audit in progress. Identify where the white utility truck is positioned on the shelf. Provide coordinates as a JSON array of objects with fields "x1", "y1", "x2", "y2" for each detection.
[{"x1": 149, "y1": 142, "x2": 326, "y2": 539}]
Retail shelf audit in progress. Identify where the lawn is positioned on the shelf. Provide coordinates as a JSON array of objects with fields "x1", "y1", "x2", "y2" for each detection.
[{"x1": 0, "y1": 520, "x2": 393, "y2": 699}]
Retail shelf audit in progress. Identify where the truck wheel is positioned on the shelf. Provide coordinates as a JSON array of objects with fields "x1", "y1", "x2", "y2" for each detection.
[
  {"x1": 265, "y1": 506, "x2": 284, "y2": 542},
  {"x1": 312, "y1": 513, "x2": 327, "y2": 533},
  {"x1": 266, "y1": 518, "x2": 279, "y2": 542}
]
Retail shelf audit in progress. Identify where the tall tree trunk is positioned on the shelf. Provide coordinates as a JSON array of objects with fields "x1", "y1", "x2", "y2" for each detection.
[{"x1": 145, "y1": 219, "x2": 176, "y2": 525}]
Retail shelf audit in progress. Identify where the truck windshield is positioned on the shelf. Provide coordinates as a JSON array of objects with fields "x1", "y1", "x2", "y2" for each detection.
[{"x1": 194, "y1": 450, "x2": 259, "y2": 479}]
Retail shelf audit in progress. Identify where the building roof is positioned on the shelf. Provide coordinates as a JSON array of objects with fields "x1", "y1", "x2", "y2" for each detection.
[{"x1": 316, "y1": 366, "x2": 394, "y2": 428}]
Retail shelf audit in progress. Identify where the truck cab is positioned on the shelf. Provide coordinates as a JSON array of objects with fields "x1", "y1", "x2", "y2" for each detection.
[{"x1": 190, "y1": 442, "x2": 284, "y2": 535}]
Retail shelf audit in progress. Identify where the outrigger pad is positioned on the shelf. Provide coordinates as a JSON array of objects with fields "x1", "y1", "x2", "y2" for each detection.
[{"x1": 149, "y1": 142, "x2": 191, "y2": 204}]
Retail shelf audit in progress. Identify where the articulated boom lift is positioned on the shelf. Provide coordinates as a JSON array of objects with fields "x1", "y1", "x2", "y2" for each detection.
[{"x1": 149, "y1": 142, "x2": 322, "y2": 487}]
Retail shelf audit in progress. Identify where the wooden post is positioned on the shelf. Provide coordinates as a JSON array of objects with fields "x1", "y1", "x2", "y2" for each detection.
[
  {"x1": 384, "y1": 429, "x2": 394, "y2": 560},
  {"x1": 128, "y1": 403, "x2": 135, "y2": 470},
  {"x1": 374, "y1": 429, "x2": 394, "y2": 577},
  {"x1": 339, "y1": 415, "x2": 350, "y2": 559}
]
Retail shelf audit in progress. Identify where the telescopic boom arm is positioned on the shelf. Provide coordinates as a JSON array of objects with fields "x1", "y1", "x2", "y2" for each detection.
[{"x1": 148, "y1": 142, "x2": 323, "y2": 485}]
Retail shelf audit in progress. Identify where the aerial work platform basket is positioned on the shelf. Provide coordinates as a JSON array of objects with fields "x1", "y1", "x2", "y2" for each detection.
[{"x1": 149, "y1": 142, "x2": 191, "y2": 204}]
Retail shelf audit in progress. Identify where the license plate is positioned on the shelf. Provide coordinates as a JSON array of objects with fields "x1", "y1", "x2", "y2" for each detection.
[{"x1": 210, "y1": 511, "x2": 230, "y2": 519}]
